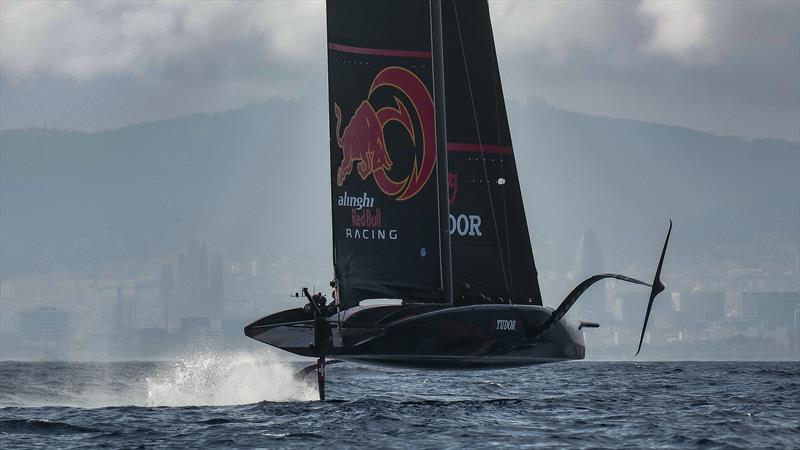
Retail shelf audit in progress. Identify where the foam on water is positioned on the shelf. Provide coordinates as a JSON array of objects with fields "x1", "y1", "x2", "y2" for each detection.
[
  {"x1": 0, "y1": 350, "x2": 316, "y2": 408},
  {"x1": 145, "y1": 351, "x2": 316, "y2": 406}
]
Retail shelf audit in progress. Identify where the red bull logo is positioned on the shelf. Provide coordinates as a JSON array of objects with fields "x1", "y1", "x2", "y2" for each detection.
[{"x1": 334, "y1": 66, "x2": 436, "y2": 201}]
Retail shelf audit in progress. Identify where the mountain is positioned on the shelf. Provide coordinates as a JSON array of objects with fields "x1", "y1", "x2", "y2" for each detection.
[
  {"x1": 508, "y1": 100, "x2": 799, "y2": 270},
  {"x1": 1, "y1": 99, "x2": 331, "y2": 275},
  {"x1": 1, "y1": 98, "x2": 797, "y2": 279}
]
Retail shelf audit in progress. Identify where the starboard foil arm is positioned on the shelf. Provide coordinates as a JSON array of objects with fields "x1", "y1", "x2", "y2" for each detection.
[
  {"x1": 528, "y1": 221, "x2": 673, "y2": 355},
  {"x1": 635, "y1": 220, "x2": 672, "y2": 356},
  {"x1": 530, "y1": 274, "x2": 651, "y2": 343}
]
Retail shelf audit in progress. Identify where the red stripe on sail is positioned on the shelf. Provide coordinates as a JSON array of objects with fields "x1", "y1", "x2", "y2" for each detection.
[
  {"x1": 328, "y1": 43, "x2": 432, "y2": 59},
  {"x1": 447, "y1": 142, "x2": 514, "y2": 155}
]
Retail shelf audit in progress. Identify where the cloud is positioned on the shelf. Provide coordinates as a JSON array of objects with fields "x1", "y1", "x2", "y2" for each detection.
[
  {"x1": 0, "y1": 1, "x2": 325, "y2": 82},
  {"x1": 489, "y1": 1, "x2": 647, "y2": 64},
  {"x1": 1, "y1": 0, "x2": 797, "y2": 141},
  {"x1": 490, "y1": 0, "x2": 797, "y2": 67},
  {"x1": 638, "y1": 0, "x2": 709, "y2": 62},
  {"x1": 488, "y1": 0, "x2": 799, "y2": 141}
]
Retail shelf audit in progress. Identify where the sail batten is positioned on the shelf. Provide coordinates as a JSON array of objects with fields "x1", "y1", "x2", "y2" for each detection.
[
  {"x1": 328, "y1": 43, "x2": 432, "y2": 59},
  {"x1": 447, "y1": 142, "x2": 514, "y2": 154}
]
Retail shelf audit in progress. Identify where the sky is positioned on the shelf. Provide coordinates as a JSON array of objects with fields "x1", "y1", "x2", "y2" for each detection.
[{"x1": 1, "y1": 0, "x2": 798, "y2": 142}]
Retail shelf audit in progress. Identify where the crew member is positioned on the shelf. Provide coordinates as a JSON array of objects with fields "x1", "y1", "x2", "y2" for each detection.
[{"x1": 312, "y1": 292, "x2": 327, "y2": 308}]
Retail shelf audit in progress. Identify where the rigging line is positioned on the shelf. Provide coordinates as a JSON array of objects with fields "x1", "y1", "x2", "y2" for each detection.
[
  {"x1": 487, "y1": 24, "x2": 514, "y2": 300},
  {"x1": 452, "y1": 1, "x2": 511, "y2": 297},
  {"x1": 431, "y1": 0, "x2": 451, "y2": 303}
]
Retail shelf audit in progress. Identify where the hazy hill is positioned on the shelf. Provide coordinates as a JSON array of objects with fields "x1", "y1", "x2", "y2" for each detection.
[
  {"x1": 508, "y1": 100, "x2": 799, "y2": 270},
  {"x1": 1, "y1": 98, "x2": 797, "y2": 277},
  {"x1": 1, "y1": 98, "x2": 330, "y2": 274}
]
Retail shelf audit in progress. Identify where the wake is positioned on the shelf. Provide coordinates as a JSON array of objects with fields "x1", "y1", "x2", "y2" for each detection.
[
  {"x1": 0, "y1": 350, "x2": 316, "y2": 408},
  {"x1": 145, "y1": 350, "x2": 316, "y2": 406}
]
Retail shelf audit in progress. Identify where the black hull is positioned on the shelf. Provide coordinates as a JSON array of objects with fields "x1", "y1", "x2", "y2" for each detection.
[
  {"x1": 337, "y1": 354, "x2": 572, "y2": 370},
  {"x1": 245, "y1": 304, "x2": 585, "y2": 370}
]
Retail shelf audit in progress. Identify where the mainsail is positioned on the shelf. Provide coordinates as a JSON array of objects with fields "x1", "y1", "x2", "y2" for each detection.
[
  {"x1": 327, "y1": 0, "x2": 542, "y2": 307},
  {"x1": 327, "y1": 0, "x2": 446, "y2": 306}
]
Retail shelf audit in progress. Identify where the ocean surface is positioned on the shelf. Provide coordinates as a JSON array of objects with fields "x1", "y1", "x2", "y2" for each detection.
[{"x1": 0, "y1": 353, "x2": 798, "y2": 448}]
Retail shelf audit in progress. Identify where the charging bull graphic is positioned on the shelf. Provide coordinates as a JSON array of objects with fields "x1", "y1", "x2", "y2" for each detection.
[{"x1": 334, "y1": 66, "x2": 436, "y2": 201}]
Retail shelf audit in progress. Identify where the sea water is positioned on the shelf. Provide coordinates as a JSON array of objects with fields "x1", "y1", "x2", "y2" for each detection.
[{"x1": 0, "y1": 354, "x2": 797, "y2": 448}]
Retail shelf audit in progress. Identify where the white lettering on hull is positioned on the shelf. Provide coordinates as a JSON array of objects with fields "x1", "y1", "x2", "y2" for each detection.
[{"x1": 496, "y1": 319, "x2": 517, "y2": 331}]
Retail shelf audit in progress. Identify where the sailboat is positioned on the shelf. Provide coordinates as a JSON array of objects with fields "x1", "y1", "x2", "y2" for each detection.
[{"x1": 245, "y1": 0, "x2": 671, "y2": 400}]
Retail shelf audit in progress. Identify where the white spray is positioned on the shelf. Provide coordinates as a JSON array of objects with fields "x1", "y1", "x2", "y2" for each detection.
[{"x1": 145, "y1": 350, "x2": 316, "y2": 406}]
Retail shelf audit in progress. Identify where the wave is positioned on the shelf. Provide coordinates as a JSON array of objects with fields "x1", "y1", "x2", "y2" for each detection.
[{"x1": 0, "y1": 418, "x2": 99, "y2": 435}]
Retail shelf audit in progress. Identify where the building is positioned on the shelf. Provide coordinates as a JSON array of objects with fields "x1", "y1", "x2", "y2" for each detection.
[
  {"x1": 208, "y1": 255, "x2": 224, "y2": 321},
  {"x1": 572, "y1": 230, "x2": 614, "y2": 324},
  {"x1": 161, "y1": 239, "x2": 226, "y2": 327},
  {"x1": 179, "y1": 317, "x2": 222, "y2": 348},
  {"x1": 741, "y1": 292, "x2": 800, "y2": 327},
  {"x1": 176, "y1": 239, "x2": 210, "y2": 319},
  {"x1": 135, "y1": 327, "x2": 175, "y2": 357},
  {"x1": 614, "y1": 290, "x2": 677, "y2": 327},
  {"x1": 794, "y1": 304, "x2": 800, "y2": 361},
  {"x1": 16, "y1": 307, "x2": 71, "y2": 358},
  {"x1": 158, "y1": 262, "x2": 175, "y2": 329},
  {"x1": 674, "y1": 291, "x2": 726, "y2": 324}
]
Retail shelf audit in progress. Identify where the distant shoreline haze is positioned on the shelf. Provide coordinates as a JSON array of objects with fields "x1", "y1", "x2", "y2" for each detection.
[
  {"x1": 1, "y1": 98, "x2": 796, "y2": 275},
  {"x1": 0, "y1": 98, "x2": 798, "y2": 361}
]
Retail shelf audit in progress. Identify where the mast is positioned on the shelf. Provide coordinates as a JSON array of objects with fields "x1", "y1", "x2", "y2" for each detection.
[{"x1": 431, "y1": 0, "x2": 453, "y2": 303}]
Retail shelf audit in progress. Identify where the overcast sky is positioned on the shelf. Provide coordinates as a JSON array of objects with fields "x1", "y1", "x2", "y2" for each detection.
[{"x1": 1, "y1": 0, "x2": 798, "y2": 141}]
